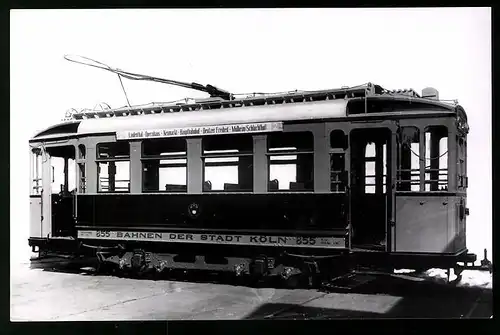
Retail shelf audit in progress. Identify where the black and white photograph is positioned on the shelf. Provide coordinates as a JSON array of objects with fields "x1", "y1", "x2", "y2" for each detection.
[{"x1": 10, "y1": 8, "x2": 492, "y2": 321}]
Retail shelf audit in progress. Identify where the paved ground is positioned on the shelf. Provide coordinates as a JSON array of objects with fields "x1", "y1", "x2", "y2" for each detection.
[{"x1": 10, "y1": 258, "x2": 492, "y2": 321}]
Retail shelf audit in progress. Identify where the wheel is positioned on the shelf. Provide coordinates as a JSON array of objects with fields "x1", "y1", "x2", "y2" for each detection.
[
  {"x1": 283, "y1": 274, "x2": 302, "y2": 289},
  {"x1": 237, "y1": 274, "x2": 261, "y2": 287},
  {"x1": 38, "y1": 250, "x2": 48, "y2": 259},
  {"x1": 307, "y1": 274, "x2": 322, "y2": 289},
  {"x1": 96, "y1": 261, "x2": 115, "y2": 275}
]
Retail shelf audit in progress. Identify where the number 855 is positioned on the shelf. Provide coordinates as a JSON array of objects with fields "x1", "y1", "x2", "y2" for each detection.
[
  {"x1": 96, "y1": 230, "x2": 110, "y2": 238},
  {"x1": 296, "y1": 237, "x2": 316, "y2": 245}
]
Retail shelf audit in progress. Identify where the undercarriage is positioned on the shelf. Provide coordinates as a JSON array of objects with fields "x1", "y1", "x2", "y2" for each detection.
[{"x1": 28, "y1": 237, "x2": 491, "y2": 289}]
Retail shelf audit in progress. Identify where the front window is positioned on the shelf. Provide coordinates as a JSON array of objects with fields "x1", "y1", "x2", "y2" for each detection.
[
  {"x1": 397, "y1": 127, "x2": 420, "y2": 192},
  {"x1": 396, "y1": 125, "x2": 449, "y2": 192},
  {"x1": 425, "y1": 126, "x2": 448, "y2": 191}
]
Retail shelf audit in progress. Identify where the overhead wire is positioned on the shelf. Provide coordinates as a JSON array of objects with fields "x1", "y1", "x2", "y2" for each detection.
[{"x1": 65, "y1": 55, "x2": 135, "y2": 108}]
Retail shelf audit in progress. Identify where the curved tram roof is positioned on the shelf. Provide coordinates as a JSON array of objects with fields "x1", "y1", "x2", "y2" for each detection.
[{"x1": 30, "y1": 83, "x2": 465, "y2": 142}]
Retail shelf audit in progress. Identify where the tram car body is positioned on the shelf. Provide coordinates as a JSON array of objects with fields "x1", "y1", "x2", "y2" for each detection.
[{"x1": 28, "y1": 83, "x2": 478, "y2": 281}]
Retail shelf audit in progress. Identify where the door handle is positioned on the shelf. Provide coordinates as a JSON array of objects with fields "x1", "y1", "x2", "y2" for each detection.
[{"x1": 40, "y1": 189, "x2": 44, "y2": 222}]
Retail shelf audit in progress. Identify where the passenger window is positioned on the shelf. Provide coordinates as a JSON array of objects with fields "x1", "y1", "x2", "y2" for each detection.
[
  {"x1": 330, "y1": 130, "x2": 348, "y2": 150},
  {"x1": 78, "y1": 144, "x2": 86, "y2": 159},
  {"x1": 78, "y1": 163, "x2": 86, "y2": 193},
  {"x1": 77, "y1": 144, "x2": 86, "y2": 193},
  {"x1": 330, "y1": 130, "x2": 347, "y2": 192},
  {"x1": 202, "y1": 134, "x2": 253, "y2": 192},
  {"x1": 142, "y1": 138, "x2": 187, "y2": 192},
  {"x1": 96, "y1": 142, "x2": 130, "y2": 193},
  {"x1": 268, "y1": 131, "x2": 314, "y2": 191},
  {"x1": 97, "y1": 142, "x2": 129, "y2": 159}
]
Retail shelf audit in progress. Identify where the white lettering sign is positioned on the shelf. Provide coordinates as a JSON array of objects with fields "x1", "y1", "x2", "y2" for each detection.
[
  {"x1": 116, "y1": 122, "x2": 283, "y2": 140},
  {"x1": 77, "y1": 230, "x2": 346, "y2": 249}
]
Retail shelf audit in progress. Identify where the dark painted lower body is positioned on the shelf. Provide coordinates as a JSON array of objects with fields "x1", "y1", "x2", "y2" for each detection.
[{"x1": 36, "y1": 192, "x2": 480, "y2": 277}]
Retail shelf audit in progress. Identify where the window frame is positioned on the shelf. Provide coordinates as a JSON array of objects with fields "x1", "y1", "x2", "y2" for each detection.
[
  {"x1": 329, "y1": 129, "x2": 348, "y2": 193},
  {"x1": 396, "y1": 126, "x2": 421, "y2": 192},
  {"x1": 141, "y1": 138, "x2": 188, "y2": 193},
  {"x1": 201, "y1": 134, "x2": 254, "y2": 193},
  {"x1": 45, "y1": 145, "x2": 77, "y2": 195},
  {"x1": 457, "y1": 134, "x2": 467, "y2": 191},
  {"x1": 96, "y1": 141, "x2": 131, "y2": 193},
  {"x1": 267, "y1": 131, "x2": 315, "y2": 192},
  {"x1": 395, "y1": 124, "x2": 450, "y2": 193},
  {"x1": 423, "y1": 125, "x2": 449, "y2": 192}
]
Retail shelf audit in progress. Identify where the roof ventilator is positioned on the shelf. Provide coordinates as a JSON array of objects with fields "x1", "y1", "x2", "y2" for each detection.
[{"x1": 421, "y1": 87, "x2": 439, "y2": 100}]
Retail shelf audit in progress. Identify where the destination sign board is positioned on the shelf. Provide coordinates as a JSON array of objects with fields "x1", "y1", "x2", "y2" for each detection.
[
  {"x1": 77, "y1": 230, "x2": 346, "y2": 249},
  {"x1": 116, "y1": 122, "x2": 283, "y2": 140}
]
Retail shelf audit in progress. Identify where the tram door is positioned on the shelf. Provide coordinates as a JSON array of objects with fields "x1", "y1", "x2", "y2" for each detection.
[
  {"x1": 349, "y1": 128, "x2": 392, "y2": 250},
  {"x1": 30, "y1": 148, "x2": 52, "y2": 239},
  {"x1": 46, "y1": 146, "x2": 77, "y2": 237},
  {"x1": 30, "y1": 145, "x2": 77, "y2": 240}
]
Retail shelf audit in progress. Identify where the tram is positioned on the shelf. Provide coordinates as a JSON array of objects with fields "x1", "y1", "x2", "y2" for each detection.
[{"x1": 28, "y1": 72, "x2": 490, "y2": 285}]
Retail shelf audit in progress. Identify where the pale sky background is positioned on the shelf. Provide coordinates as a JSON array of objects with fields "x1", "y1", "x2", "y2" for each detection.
[{"x1": 10, "y1": 8, "x2": 492, "y2": 265}]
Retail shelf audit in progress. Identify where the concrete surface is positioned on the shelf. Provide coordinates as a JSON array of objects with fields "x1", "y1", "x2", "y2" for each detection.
[{"x1": 10, "y1": 258, "x2": 493, "y2": 321}]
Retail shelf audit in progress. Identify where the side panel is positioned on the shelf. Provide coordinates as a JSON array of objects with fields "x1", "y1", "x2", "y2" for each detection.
[
  {"x1": 452, "y1": 195, "x2": 467, "y2": 252},
  {"x1": 76, "y1": 193, "x2": 348, "y2": 232},
  {"x1": 29, "y1": 196, "x2": 42, "y2": 237},
  {"x1": 395, "y1": 195, "x2": 452, "y2": 253},
  {"x1": 51, "y1": 194, "x2": 75, "y2": 237}
]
